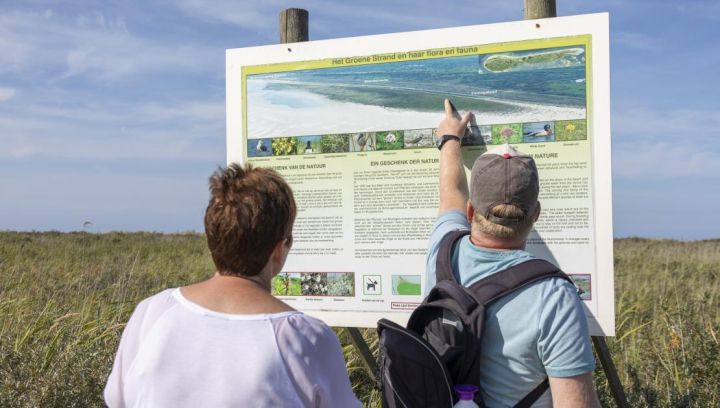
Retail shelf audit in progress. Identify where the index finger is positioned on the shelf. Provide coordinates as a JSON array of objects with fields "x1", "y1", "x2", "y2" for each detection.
[{"x1": 444, "y1": 99, "x2": 454, "y2": 117}]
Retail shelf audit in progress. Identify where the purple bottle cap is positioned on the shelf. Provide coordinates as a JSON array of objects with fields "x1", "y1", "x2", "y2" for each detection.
[{"x1": 454, "y1": 384, "x2": 478, "y2": 401}]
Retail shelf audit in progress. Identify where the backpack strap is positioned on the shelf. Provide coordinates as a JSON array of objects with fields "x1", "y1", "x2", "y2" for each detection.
[
  {"x1": 422, "y1": 280, "x2": 481, "y2": 317},
  {"x1": 468, "y1": 258, "x2": 572, "y2": 306},
  {"x1": 469, "y1": 259, "x2": 572, "y2": 408},
  {"x1": 514, "y1": 378, "x2": 549, "y2": 408},
  {"x1": 435, "y1": 229, "x2": 470, "y2": 284}
]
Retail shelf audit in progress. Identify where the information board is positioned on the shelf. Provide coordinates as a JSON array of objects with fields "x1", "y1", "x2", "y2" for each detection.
[{"x1": 227, "y1": 13, "x2": 614, "y2": 335}]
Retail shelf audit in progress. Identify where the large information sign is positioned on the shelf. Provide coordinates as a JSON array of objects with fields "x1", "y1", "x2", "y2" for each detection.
[{"x1": 227, "y1": 13, "x2": 614, "y2": 335}]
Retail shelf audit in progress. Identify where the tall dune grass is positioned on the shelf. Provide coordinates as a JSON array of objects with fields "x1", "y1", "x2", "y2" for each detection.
[{"x1": 0, "y1": 232, "x2": 717, "y2": 406}]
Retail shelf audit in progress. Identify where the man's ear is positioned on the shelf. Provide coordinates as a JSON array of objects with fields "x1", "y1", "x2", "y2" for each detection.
[
  {"x1": 466, "y1": 200, "x2": 474, "y2": 223},
  {"x1": 533, "y1": 201, "x2": 541, "y2": 222}
]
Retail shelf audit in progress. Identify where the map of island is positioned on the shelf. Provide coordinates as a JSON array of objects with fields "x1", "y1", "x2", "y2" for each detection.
[{"x1": 480, "y1": 47, "x2": 585, "y2": 73}]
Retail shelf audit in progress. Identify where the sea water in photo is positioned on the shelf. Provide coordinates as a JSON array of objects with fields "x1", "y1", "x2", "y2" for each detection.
[{"x1": 246, "y1": 45, "x2": 587, "y2": 138}]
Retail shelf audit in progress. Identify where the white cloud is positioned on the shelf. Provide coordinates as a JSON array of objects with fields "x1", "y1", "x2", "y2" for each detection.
[
  {"x1": 614, "y1": 142, "x2": 720, "y2": 179},
  {"x1": 137, "y1": 100, "x2": 225, "y2": 122},
  {"x1": 612, "y1": 106, "x2": 720, "y2": 179},
  {"x1": 169, "y1": 0, "x2": 277, "y2": 30},
  {"x1": 168, "y1": 0, "x2": 517, "y2": 37},
  {"x1": 672, "y1": 1, "x2": 720, "y2": 21},
  {"x1": 0, "y1": 8, "x2": 226, "y2": 166},
  {"x1": 0, "y1": 87, "x2": 16, "y2": 102},
  {"x1": 0, "y1": 10, "x2": 219, "y2": 81},
  {"x1": 0, "y1": 95, "x2": 225, "y2": 161},
  {"x1": 613, "y1": 32, "x2": 660, "y2": 51},
  {"x1": 613, "y1": 107, "x2": 720, "y2": 144}
]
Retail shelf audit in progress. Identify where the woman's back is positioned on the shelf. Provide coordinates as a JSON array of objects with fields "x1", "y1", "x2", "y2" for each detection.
[
  {"x1": 105, "y1": 164, "x2": 360, "y2": 407},
  {"x1": 105, "y1": 289, "x2": 359, "y2": 408}
]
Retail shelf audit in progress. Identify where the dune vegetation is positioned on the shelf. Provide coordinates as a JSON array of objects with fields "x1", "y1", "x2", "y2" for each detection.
[{"x1": 0, "y1": 232, "x2": 718, "y2": 407}]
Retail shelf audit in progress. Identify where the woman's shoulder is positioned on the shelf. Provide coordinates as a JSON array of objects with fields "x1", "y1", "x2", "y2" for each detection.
[
  {"x1": 272, "y1": 313, "x2": 337, "y2": 345},
  {"x1": 138, "y1": 288, "x2": 177, "y2": 308},
  {"x1": 128, "y1": 288, "x2": 179, "y2": 324}
]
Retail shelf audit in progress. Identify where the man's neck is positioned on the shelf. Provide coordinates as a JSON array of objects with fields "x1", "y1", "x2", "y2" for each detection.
[{"x1": 469, "y1": 232, "x2": 526, "y2": 250}]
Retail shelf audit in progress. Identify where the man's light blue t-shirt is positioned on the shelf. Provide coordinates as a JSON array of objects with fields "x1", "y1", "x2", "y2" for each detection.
[{"x1": 425, "y1": 211, "x2": 595, "y2": 407}]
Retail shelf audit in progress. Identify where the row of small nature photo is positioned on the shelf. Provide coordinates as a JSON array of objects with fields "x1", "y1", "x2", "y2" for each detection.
[{"x1": 247, "y1": 119, "x2": 587, "y2": 157}]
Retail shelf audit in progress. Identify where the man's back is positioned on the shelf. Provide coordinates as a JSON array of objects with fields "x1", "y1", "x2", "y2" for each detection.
[{"x1": 425, "y1": 212, "x2": 594, "y2": 406}]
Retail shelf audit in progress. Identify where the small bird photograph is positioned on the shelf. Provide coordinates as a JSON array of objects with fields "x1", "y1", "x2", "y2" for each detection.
[
  {"x1": 350, "y1": 132, "x2": 377, "y2": 152},
  {"x1": 403, "y1": 128, "x2": 435, "y2": 148},
  {"x1": 247, "y1": 137, "x2": 273, "y2": 157},
  {"x1": 297, "y1": 135, "x2": 323, "y2": 155},
  {"x1": 522, "y1": 122, "x2": 556, "y2": 143}
]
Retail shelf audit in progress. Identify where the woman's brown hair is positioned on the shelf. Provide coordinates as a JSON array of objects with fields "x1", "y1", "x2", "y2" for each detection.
[{"x1": 204, "y1": 163, "x2": 296, "y2": 277}]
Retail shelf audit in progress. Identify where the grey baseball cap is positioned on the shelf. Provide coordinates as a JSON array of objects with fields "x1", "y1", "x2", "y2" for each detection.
[{"x1": 470, "y1": 144, "x2": 539, "y2": 226}]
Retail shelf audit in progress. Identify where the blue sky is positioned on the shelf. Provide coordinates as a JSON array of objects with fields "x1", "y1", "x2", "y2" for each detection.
[{"x1": 1, "y1": 0, "x2": 718, "y2": 239}]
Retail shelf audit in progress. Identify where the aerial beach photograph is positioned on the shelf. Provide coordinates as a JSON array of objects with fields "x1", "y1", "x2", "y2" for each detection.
[{"x1": 246, "y1": 44, "x2": 587, "y2": 139}]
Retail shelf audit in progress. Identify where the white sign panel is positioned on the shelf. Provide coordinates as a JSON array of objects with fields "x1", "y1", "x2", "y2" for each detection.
[{"x1": 227, "y1": 13, "x2": 614, "y2": 335}]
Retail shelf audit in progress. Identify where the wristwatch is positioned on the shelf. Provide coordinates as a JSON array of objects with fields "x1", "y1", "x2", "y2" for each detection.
[{"x1": 437, "y1": 134, "x2": 461, "y2": 150}]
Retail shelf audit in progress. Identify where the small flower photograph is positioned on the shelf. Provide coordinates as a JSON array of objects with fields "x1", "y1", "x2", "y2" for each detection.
[
  {"x1": 271, "y1": 137, "x2": 298, "y2": 155},
  {"x1": 300, "y1": 272, "x2": 328, "y2": 296},
  {"x1": 375, "y1": 130, "x2": 405, "y2": 150},
  {"x1": 555, "y1": 119, "x2": 587, "y2": 141},
  {"x1": 491, "y1": 123, "x2": 523, "y2": 144},
  {"x1": 327, "y1": 272, "x2": 355, "y2": 297}
]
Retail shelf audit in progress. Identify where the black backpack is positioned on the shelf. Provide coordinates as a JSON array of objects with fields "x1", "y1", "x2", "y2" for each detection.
[{"x1": 377, "y1": 229, "x2": 574, "y2": 408}]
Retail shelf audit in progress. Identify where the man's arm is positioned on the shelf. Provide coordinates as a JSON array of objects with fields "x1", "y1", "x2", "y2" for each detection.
[
  {"x1": 437, "y1": 99, "x2": 472, "y2": 214},
  {"x1": 549, "y1": 372, "x2": 601, "y2": 408}
]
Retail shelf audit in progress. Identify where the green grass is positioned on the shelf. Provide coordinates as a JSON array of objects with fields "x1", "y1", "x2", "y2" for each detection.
[{"x1": 1, "y1": 232, "x2": 718, "y2": 407}]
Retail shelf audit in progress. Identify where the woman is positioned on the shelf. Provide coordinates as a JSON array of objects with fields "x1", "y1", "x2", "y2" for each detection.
[{"x1": 104, "y1": 164, "x2": 360, "y2": 407}]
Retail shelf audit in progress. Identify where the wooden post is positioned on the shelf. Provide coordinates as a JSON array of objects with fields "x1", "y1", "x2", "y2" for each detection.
[
  {"x1": 523, "y1": 4, "x2": 629, "y2": 407},
  {"x1": 523, "y1": 0, "x2": 556, "y2": 19},
  {"x1": 592, "y1": 336, "x2": 630, "y2": 407},
  {"x1": 277, "y1": 7, "x2": 377, "y2": 383},
  {"x1": 345, "y1": 327, "x2": 378, "y2": 383},
  {"x1": 279, "y1": 8, "x2": 309, "y2": 43}
]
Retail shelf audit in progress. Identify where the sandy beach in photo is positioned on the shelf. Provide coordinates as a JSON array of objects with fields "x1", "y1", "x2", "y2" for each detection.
[{"x1": 246, "y1": 81, "x2": 585, "y2": 138}]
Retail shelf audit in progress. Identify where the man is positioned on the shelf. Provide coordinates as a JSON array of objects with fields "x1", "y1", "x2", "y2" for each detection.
[{"x1": 425, "y1": 100, "x2": 600, "y2": 407}]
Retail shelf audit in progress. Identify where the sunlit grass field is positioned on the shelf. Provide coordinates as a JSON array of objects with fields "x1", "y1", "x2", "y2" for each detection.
[{"x1": 1, "y1": 232, "x2": 718, "y2": 407}]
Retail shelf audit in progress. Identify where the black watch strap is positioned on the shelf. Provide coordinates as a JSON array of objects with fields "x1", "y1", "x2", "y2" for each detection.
[{"x1": 438, "y1": 134, "x2": 461, "y2": 150}]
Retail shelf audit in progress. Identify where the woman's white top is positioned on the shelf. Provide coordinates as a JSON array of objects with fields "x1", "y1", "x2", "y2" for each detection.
[{"x1": 104, "y1": 288, "x2": 361, "y2": 408}]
